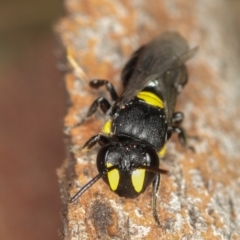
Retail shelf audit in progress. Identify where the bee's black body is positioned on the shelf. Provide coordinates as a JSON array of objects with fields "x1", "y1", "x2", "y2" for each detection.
[
  {"x1": 112, "y1": 98, "x2": 167, "y2": 150},
  {"x1": 70, "y1": 32, "x2": 197, "y2": 226}
]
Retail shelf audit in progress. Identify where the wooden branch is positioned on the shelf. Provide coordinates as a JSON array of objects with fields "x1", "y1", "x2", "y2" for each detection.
[{"x1": 56, "y1": 1, "x2": 240, "y2": 239}]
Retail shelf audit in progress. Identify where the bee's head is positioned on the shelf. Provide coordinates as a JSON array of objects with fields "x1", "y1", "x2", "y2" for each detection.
[
  {"x1": 97, "y1": 140, "x2": 165, "y2": 198},
  {"x1": 70, "y1": 139, "x2": 168, "y2": 202}
]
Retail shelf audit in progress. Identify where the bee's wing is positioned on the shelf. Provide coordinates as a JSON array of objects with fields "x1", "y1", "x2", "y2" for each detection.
[
  {"x1": 121, "y1": 44, "x2": 146, "y2": 88},
  {"x1": 117, "y1": 32, "x2": 197, "y2": 116},
  {"x1": 156, "y1": 46, "x2": 198, "y2": 124}
]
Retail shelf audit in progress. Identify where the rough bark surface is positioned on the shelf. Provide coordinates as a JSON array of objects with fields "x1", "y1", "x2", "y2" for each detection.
[{"x1": 56, "y1": 0, "x2": 240, "y2": 239}]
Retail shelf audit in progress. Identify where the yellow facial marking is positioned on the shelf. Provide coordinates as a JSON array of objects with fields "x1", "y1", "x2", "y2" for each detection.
[
  {"x1": 131, "y1": 169, "x2": 146, "y2": 193},
  {"x1": 137, "y1": 91, "x2": 163, "y2": 108},
  {"x1": 106, "y1": 163, "x2": 119, "y2": 191},
  {"x1": 102, "y1": 120, "x2": 112, "y2": 134},
  {"x1": 158, "y1": 145, "x2": 167, "y2": 158}
]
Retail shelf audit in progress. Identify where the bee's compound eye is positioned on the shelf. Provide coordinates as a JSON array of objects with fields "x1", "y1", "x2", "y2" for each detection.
[
  {"x1": 96, "y1": 146, "x2": 109, "y2": 173},
  {"x1": 145, "y1": 146, "x2": 159, "y2": 168}
]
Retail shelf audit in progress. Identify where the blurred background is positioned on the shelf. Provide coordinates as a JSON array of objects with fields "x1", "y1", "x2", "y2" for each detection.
[{"x1": 0, "y1": 0, "x2": 65, "y2": 239}]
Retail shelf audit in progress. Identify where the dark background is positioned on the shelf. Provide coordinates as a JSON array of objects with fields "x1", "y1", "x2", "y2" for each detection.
[{"x1": 0, "y1": 1, "x2": 65, "y2": 239}]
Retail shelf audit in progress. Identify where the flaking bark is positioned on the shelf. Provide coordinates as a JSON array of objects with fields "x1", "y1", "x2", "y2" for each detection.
[{"x1": 56, "y1": 1, "x2": 240, "y2": 239}]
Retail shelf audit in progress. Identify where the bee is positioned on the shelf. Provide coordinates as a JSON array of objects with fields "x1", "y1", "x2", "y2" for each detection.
[{"x1": 70, "y1": 32, "x2": 197, "y2": 226}]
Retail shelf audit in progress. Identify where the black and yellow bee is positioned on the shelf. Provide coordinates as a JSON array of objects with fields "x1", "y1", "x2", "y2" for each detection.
[{"x1": 70, "y1": 32, "x2": 197, "y2": 225}]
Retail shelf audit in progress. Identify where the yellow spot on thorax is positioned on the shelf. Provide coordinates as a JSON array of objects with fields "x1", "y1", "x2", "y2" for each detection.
[
  {"x1": 137, "y1": 91, "x2": 163, "y2": 108},
  {"x1": 131, "y1": 168, "x2": 146, "y2": 193},
  {"x1": 106, "y1": 163, "x2": 119, "y2": 191},
  {"x1": 158, "y1": 145, "x2": 167, "y2": 158},
  {"x1": 102, "y1": 120, "x2": 112, "y2": 134}
]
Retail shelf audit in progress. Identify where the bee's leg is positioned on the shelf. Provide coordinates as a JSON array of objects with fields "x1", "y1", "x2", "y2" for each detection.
[
  {"x1": 66, "y1": 80, "x2": 117, "y2": 133},
  {"x1": 172, "y1": 126, "x2": 186, "y2": 147},
  {"x1": 172, "y1": 112, "x2": 196, "y2": 151},
  {"x1": 172, "y1": 126, "x2": 196, "y2": 152},
  {"x1": 82, "y1": 134, "x2": 110, "y2": 151},
  {"x1": 89, "y1": 79, "x2": 118, "y2": 101},
  {"x1": 70, "y1": 134, "x2": 109, "y2": 154},
  {"x1": 172, "y1": 111, "x2": 184, "y2": 125},
  {"x1": 152, "y1": 174, "x2": 161, "y2": 227},
  {"x1": 86, "y1": 97, "x2": 111, "y2": 117},
  {"x1": 165, "y1": 127, "x2": 172, "y2": 141},
  {"x1": 67, "y1": 97, "x2": 111, "y2": 133},
  {"x1": 172, "y1": 111, "x2": 186, "y2": 146}
]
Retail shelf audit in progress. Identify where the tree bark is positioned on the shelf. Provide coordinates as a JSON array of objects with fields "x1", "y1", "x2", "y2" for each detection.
[{"x1": 56, "y1": 0, "x2": 240, "y2": 239}]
